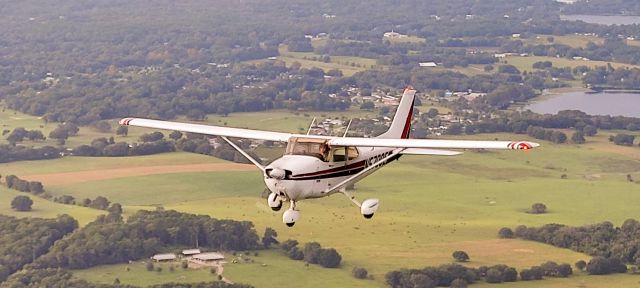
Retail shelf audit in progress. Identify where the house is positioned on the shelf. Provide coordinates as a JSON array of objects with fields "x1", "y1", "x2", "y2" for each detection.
[
  {"x1": 419, "y1": 62, "x2": 437, "y2": 67},
  {"x1": 182, "y1": 249, "x2": 201, "y2": 257},
  {"x1": 151, "y1": 253, "x2": 176, "y2": 262},
  {"x1": 192, "y1": 252, "x2": 225, "y2": 262},
  {"x1": 383, "y1": 30, "x2": 408, "y2": 39}
]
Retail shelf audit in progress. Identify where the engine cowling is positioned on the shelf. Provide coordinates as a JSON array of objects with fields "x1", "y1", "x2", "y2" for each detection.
[
  {"x1": 282, "y1": 209, "x2": 300, "y2": 227},
  {"x1": 360, "y1": 198, "x2": 380, "y2": 219}
]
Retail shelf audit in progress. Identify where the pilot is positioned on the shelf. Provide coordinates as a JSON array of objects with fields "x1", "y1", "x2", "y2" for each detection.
[{"x1": 319, "y1": 143, "x2": 330, "y2": 161}]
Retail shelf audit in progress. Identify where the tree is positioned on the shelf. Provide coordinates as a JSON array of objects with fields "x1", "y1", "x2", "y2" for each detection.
[
  {"x1": 452, "y1": 251, "x2": 470, "y2": 262},
  {"x1": 261, "y1": 227, "x2": 279, "y2": 248},
  {"x1": 90, "y1": 196, "x2": 111, "y2": 210},
  {"x1": 317, "y1": 248, "x2": 342, "y2": 268},
  {"x1": 450, "y1": 278, "x2": 468, "y2": 288},
  {"x1": 498, "y1": 227, "x2": 514, "y2": 239},
  {"x1": 116, "y1": 126, "x2": 129, "y2": 136},
  {"x1": 530, "y1": 203, "x2": 547, "y2": 214},
  {"x1": 11, "y1": 195, "x2": 33, "y2": 211},
  {"x1": 575, "y1": 260, "x2": 586, "y2": 271},
  {"x1": 169, "y1": 131, "x2": 183, "y2": 141},
  {"x1": 583, "y1": 125, "x2": 597, "y2": 136},
  {"x1": 108, "y1": 203, "x2": 123, "y2": 214},
  {"x1": 503, "y1": 267, "x2": 518, "y2": 282},
  {"x1": 140, "y1": 132, "x2": 164, "y2": 142},
  {"x1": 359, "y1": 101, "x2": 375, "y2": 110},
  {"x1": 352, "y1": 267, "x2": 368, "y2": 279},
  {"x1": 28, "y1": 181, "x2": 45, "y2": 194},
  {"x1": 485, "y1": 268, "x2": 503, "y2": 283},
  {"x1": 571, "y1": 131, "x2": 586, "y2": 144}
]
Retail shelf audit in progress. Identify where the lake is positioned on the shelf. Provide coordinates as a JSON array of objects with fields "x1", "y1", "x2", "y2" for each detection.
[
  {"x1": 525, "y1": 91, "x2": 640, "y2": 117},
  {"x1": 560, "y1": 14, "x2": 640, "y2": 26}
]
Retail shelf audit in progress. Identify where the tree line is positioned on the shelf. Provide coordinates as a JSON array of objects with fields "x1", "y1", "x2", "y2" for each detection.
[
  {"x1": 2, "y1": 268, "x2": 252, "y2": 288},
  {"x1": 33, "y1": 209, "x2": 260, "y2": 270},
  {"x1": 280, "y1": 239, "x2": 342, "y2": 268},
  {"x1": 0, "y1": 215, "x2": 78, "y2": 282},
  {"x1": 385, "y1": 260, "x2": 573, "y2": 288},
  {"x1": 503, "y1": 219, "x2": 640, "y2": 273}
]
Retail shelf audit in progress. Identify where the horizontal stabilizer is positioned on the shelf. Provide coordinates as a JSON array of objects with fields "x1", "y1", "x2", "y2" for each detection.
[{"x1": 400, "y1": 148, "x2": 462, "y2": 156}]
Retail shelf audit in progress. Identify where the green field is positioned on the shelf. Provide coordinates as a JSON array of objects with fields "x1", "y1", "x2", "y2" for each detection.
[
  {"x1": 0, "y1": 104, "x2": 160, "y2": 148},
  {"x1": 275, "y1": 45, "x2": 380, "y2": 76},
  {"x1": 3, "y1": 110, "x2": 640, "y2": 287},
  {"x1": 522, "y1": 34, "x2": 604, "y2": 48},
  {"x1": 203, "y1": 109, "x2": 376, "y2": 134},
  {"x1": 0, "y1": 186, "x2": 104, "y2": 226},
  {"x1": 73, "y1": 261, "x2": 221, "y2": 286},
  {"x1": 504, "y1": 55, "x2": 640, "y2": 72}
]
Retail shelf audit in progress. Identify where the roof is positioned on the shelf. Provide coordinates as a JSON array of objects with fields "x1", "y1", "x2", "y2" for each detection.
[
  {"x1": 152, "y1": 253, "x2": 177, "y2": 261},
  {"x1": 192, "y1": 252, "x2": 225, "y2": 261},
  {"x1": 182, "y1": 249, "x2": 201, "y2": 255}
]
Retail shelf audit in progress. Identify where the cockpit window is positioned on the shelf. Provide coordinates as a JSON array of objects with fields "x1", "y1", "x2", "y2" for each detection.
[{"x1": 285, "y1": 137, "x2": 329, "y2": 161}]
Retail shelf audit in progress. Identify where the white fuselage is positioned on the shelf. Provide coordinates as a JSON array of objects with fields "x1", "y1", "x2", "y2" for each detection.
[{"x1": 264, "y1": 146, "x2": 400, "y2": 201}]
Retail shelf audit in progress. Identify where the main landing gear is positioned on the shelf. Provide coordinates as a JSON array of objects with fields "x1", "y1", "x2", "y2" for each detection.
[
  {"x1": 267, "y1": 193, "x2": 300, "y2": 227},
  {"x1": 342, "y1": 189, "x2": 380, "y2": 219}
]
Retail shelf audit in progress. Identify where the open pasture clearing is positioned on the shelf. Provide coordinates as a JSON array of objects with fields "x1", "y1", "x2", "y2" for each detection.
[
  {"x1": 203, "y1": 109, "x2": 376, "y2": 134},
  {"x1": 523, "y1": 34, "x2": 604, "y2": 48},
  {"x1": 277, "y1": 45, "x2": 380, "y2": 76},
  {"x1": 3, "y1": 125, "x2": 640, "y2": 286},
  {"x1": 73, "y1": 261, "x2": 221, "y2": 286},
  {"x1": 0, "y1": 186, "x2": 103, "y2": 226},
  {"x1": 504, "y1": 55, "x2": 640, "y2": 72}
]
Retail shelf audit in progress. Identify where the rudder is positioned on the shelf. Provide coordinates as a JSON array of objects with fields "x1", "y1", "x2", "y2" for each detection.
[{"x1": 378, "y1": 86, "x2": 416, "y2": 139}]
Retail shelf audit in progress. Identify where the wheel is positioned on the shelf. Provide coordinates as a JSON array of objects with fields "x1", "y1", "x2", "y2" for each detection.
[
  {"x1": 267, "y1": 192, "x2": 283, "y2": 211},
  {"x1": 282, "y1": 209, "x2": 300, "y2": 227},
  {"x1": 271, "y1": 201, "x2": 282, "y2": 211}
]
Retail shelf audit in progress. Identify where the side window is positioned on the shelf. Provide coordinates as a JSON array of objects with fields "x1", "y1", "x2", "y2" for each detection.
[
  {"x1": 347, "y1": 147, "x2": 359, "y2": 160},
  {"x1": 332, "y1": 147, "x2": 346, "y2": 162}
]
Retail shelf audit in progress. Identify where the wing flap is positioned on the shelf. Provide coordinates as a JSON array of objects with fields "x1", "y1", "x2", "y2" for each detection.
[
  {"x1": 400, "y1": 148, "x2": 463, "y2": 156},
  {"x1": 120, "y1": 118, "x2": 293, "y2": 142}
]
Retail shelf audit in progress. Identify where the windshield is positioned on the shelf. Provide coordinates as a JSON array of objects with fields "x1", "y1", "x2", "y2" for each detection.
[{"x1": 285, "y1": 138, "x2": 329, "y2": 161}]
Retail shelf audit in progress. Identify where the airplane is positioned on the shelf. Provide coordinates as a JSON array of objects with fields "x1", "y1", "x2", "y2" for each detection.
[{"x1": 119, "y1": 87, "x2": 539, "y2": 227}]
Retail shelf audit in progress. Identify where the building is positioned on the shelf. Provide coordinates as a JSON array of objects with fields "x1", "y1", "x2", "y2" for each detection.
[
  {"x1": 192, "y1": 252, "x2": 225, "y2": 262},
  {"x1": 151, "y1": 253, "x2": 176, "y2": 262},
  {"x1": 383, "y1": 30, "x2": 408, "y2": 39},
  {"x1": 182, "y1": 249, "x2": 201, "y2": 257},
  {"x1": 419, "y1": 62, "x2": 437, "y2": 67}
]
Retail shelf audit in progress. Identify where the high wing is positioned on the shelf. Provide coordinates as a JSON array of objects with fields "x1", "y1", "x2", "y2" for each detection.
[
  {"x1": 119, "y1": 118, "x2": 294, "y2": 142},
  {"x1": 120, "y1": 117, "x2": 539, "y2": 151},
  {"x1": 329, "y1": 137, "x2": 539, "y2": 150}
]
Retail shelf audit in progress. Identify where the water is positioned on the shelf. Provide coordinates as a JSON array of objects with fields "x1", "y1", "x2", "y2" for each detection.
[
  {"x1": 560, "y1": 14, "x2": 640, "y2": 26},
  {"x1": 526, "y1": 91, "x2": 640, "y2": 117}
]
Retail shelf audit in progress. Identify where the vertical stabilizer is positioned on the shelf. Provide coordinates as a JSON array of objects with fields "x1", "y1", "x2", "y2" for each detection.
[{"x1": 378, "y1": 87, "x2": 416, "y2": 139}]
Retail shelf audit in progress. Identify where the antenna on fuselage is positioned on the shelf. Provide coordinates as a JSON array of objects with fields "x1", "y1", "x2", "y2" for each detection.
[
  {"x1": 343, "y1": 119, "x2": 353, "y2": 137},
  {"x1": 306, "y1": 117, "x2": 317, "y2": 135}
]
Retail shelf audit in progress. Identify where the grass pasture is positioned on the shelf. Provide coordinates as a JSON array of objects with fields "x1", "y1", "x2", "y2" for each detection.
[
  {"x1": 73, "y1": 261, "x2": 220, "y2": 286},
  {"x1": 0, "y1": 186, "x2": 104, "y2": 226},
  {"x1": 523, "y1": 34, "x2": 604, "y2": 48},
  {"x1": 503, "y1": 55, "x2": 640, "y2": 72},
  {"x1": 3, "y1": 109, "x2": 640, "y2": 287},
  {"x1": 277, "y1": 45, "x2": 380, "y2": 76}
]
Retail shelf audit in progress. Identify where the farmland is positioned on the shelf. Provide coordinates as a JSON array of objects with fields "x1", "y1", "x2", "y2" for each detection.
[{"x1": 2, "y1": 110, "x2": 640, "y2": 287}]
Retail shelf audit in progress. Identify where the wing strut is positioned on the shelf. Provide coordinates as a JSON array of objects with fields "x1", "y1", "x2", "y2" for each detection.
[
  {"x1": 220, "y1": 136, "x2": 265, "y2": 172},
  {"x1": 323, "y1": 149, "x2": 404, "y2": 207}
]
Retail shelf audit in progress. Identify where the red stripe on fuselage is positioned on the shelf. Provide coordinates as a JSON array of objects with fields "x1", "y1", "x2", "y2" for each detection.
[{"x1": 292, "y1": 160, "x2": 367, "y2": 179}]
